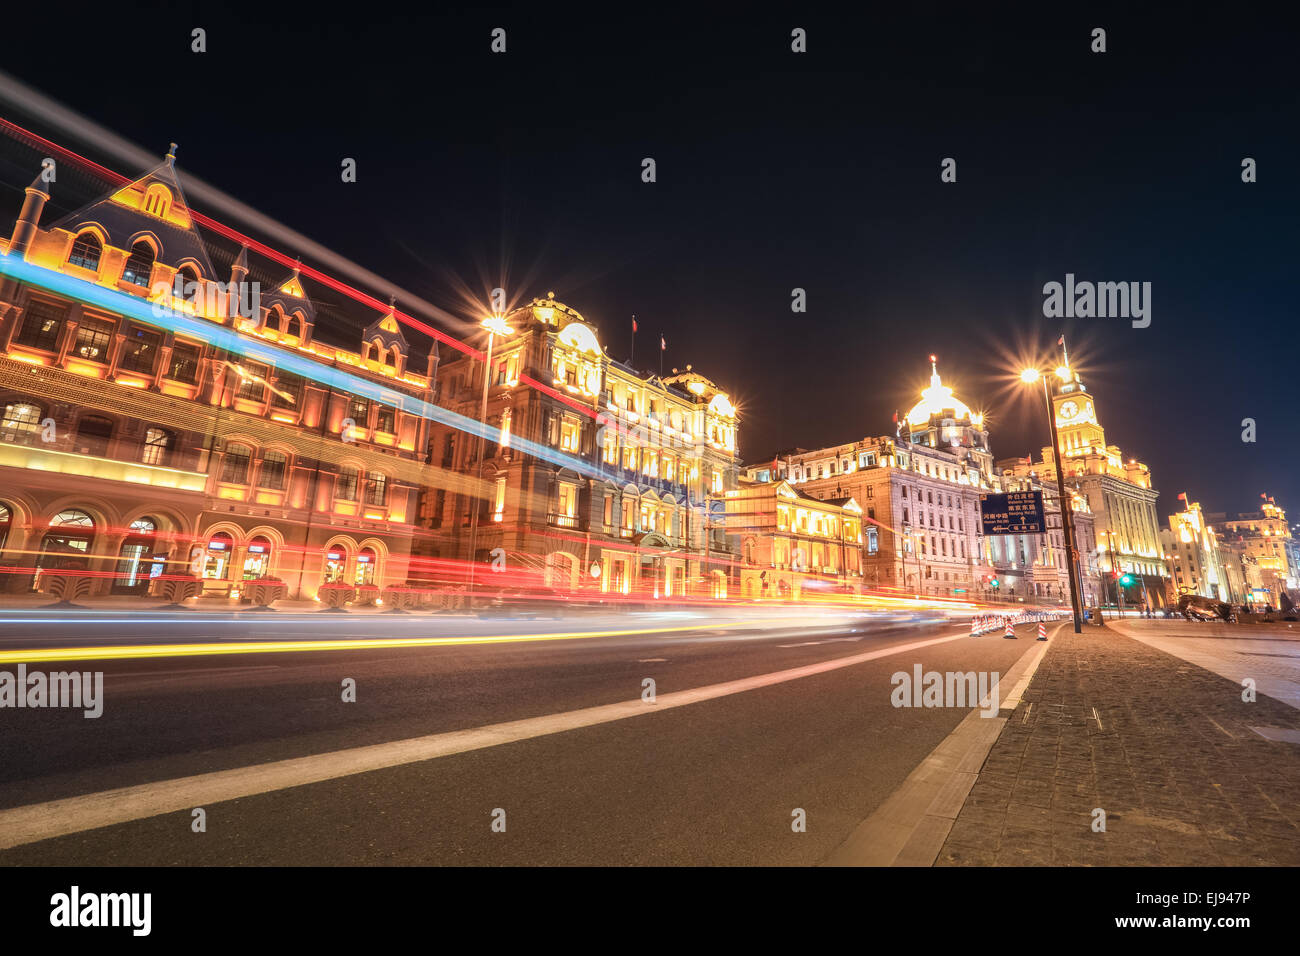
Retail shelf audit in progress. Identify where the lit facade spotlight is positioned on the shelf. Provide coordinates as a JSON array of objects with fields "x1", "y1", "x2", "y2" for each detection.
[{"x1": 1019, "y1": 368, "x2": 1040, "y2": 384}]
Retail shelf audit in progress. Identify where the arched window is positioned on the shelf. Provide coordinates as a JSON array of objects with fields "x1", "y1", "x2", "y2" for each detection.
[
  {"x1": 76, "y1": 415, "x2": 114, "y2": 457},
  {"x1": 175, "y1": 265, "x2": 201, "y2": 302},
  {"x1": 68, "y1": 232, "x2": 102, "y2": 271},
  {"x1": 113, "y1": 516, "x2": 159, "y2": 594},
  {"x1": 39, "y1": 509, "x2": 96, "y2": 574},
  {"x1": 141, "y1": 427, "x2": 173, "y2": 465},
  {"x1": 143, "y1": 184, "x2": 172, "y2": 218},
  {"x1": 383, "y1": 348, "x2": 395, "y2": 366},
  {"x1": 259, "y1": 450, "x2": 288, "y2": 489},
  {"x1": 221, "y1": 444, "x2": 252, "y2": 484},
  {"x1": 284, "y1": 314, "x2": 302, "y2": 338},
  {"x1": 121, "y1": 240, "x2": 156, "y2": 287}
]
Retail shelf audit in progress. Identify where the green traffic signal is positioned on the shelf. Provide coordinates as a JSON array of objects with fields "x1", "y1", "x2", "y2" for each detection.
[{"x1": 1119, "y1": 574, "x2": 1136, "y2": 587}]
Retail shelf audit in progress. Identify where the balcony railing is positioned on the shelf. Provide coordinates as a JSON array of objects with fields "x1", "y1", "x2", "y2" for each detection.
[{"x1": 547, "y1": 513, "x2": 579, "y2": 529}]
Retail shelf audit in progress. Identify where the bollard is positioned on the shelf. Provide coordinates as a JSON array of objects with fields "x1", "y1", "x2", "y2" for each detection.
[
  {"x1": 1004, "y1": 617, "x2": 1016, "y2": 639},
  {"x1": 1037, "y1": 621, "x2": 1047, "y2": 641}
]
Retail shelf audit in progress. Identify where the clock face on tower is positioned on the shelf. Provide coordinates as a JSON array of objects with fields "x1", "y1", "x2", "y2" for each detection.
[{"x1": 1059, "y1": 400, "x2": 1080, "y2": 420}]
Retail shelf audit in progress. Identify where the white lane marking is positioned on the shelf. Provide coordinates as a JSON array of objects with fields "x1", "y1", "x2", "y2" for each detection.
[
  {"x1": 0, "y1": 630, "x2": 969, "y2": 849},
  {"x1": 636, "y1": 658, "x2": 668, "y2": 663}
]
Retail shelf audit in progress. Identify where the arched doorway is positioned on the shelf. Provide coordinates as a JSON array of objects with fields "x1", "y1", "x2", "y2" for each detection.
[
  {"x1": 323, "y1": 546, "x2": 349, "y2": 584},
  {"x1": 0, "y1": 501, "x2": 11, "y2": 556},
  {"x1": 202, "y1": 531, "x2": 234, "y2": 581},
  {"x1": 546, "y1": 552, "x2": 577, "y2": 591},
  {"x1": 354, "y1": 547, "x2": 377, "y2": 586},
  {"x1": 113, "y1": 516, "x2": 163, "y2": 594},
  {"x1": 37, "y1": 509, "x2": 96, "y2": 591},
  {"x1": 242, "y1": 536, "x2": 273, "y2": 580}
]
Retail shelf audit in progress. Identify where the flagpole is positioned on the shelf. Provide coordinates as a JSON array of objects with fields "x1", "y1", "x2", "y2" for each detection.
[
  {"x1": 659, "y1": 333, "x2": 664, "y2": 378},
  {"x1": 630, "y1": 314, "x2": 636, "y2": 369}
]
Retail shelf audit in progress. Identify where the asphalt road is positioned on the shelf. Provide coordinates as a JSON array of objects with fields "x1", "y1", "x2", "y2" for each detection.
[{"x1": 0, "y1": 611, "x2": 1044, "y2": 865}]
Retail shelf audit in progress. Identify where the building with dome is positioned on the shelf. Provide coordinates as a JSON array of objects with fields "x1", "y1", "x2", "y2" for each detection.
[
  {"x1": 414, "y1": 294, "x2": 740, "y2": 599},
  {"x1": 745, "y1": 356, "x2": 1103, "y2": 603}
]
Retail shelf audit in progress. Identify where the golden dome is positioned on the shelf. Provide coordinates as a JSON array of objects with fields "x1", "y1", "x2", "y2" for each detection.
[{"x1": 905, "y1": 356, "x2": 974, "y2": 427}]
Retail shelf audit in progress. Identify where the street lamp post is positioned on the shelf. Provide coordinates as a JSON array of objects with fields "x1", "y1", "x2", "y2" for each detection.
[
  {"x1": 1020, "y1": 365, "x2": 1084, "y2": 633},
  {"x1": 465, "y1": 315, "x2": 515, "y2": 609}
]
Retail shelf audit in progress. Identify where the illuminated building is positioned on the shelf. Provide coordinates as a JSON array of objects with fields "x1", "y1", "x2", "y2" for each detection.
[
  {"x1": 997, "y1": 458, "x2": 1103, "y2": 606},
  {"x1": 1159, "y1": 496, "x2": 1230, "y2": 603},
  {"x1": 750, "y1": 359, "x2": 1000, "y2": 598},
  {"x1": 0, "y1": 150, "x2": 438, "y2": 602},
  {"x1": 415, "y1": 295, "x2": 739, "y2": 597},
  {"x1": 1024, "y1": 363, "x2": 1169, "y2": 608},
  {"x1": 1212, "y1": 495, "x2": 1297, "y2": 604},
  {"x1": 747, "y1": 357, "x2": 1103, "y2": 604},
  {"x1": 723, "y1": 477, "x2": 864, "y2": 600}
]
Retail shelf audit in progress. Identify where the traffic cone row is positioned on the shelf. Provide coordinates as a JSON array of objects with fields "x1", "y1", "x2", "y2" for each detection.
[{"x1": 970, "y1": 608, "x2": 1069, "y2": 638}]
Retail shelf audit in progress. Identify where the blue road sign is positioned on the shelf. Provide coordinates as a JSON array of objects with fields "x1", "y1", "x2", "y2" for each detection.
[{"x1": 979, "y1": 491, "x2": 1046, "y2": 535}]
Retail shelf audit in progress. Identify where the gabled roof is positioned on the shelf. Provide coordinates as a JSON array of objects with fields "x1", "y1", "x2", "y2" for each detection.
[
  {"x1": 51, "y1": 144, "x2": 217, "y2": 279},
  {"x1": 363, "y1": 296, "x2": 409, "y2": 352}
]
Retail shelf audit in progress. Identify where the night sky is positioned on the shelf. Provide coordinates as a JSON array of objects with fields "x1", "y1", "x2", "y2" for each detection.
[{"x1": 3, "y1": 4, "x2": 1295, "y2": 521}]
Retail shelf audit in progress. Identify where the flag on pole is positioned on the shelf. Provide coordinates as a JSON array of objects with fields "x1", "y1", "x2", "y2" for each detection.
[
  {"x1": 1057, "y1": 334, "x2": 1065, "y2": 345},
  {"x1": 1178, "y1": 492, "x2": 1187, "y2": 501},
  {"x1": 660, "y1": 334, "x2": 666, "y2": 351},
  {"x1": 632, "y1": 316, "x2": 638, "y2": 333}
]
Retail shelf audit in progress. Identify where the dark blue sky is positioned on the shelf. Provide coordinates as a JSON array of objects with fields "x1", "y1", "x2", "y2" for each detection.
[{"x1": 4, "y1": 3, "x2": 1296, "y2": 521}]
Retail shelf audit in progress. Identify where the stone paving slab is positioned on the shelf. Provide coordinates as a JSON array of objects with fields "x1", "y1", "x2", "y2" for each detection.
[{"x1": 936, "y1": 623, "x2": 1300, "y2": 866}]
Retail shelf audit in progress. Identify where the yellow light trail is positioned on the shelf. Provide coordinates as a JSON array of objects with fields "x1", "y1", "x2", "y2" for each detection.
[{"x1": 0, "y1": 621, "x2": 753, "y2": 665}]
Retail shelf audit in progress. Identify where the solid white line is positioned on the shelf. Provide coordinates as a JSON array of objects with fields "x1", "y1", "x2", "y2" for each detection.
[{"x1": 0, "y1": 630, "x2": 969, "y2": 850}]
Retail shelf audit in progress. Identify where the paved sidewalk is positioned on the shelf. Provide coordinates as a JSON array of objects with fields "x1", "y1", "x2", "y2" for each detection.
[{"x1": 937, "y1": 621, "x2": 1300, "y2": 866}]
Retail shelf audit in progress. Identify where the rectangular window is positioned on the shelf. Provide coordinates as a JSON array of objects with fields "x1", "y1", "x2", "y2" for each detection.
[
  {"x1": 236, "y1": 362, "x2": 268, "y2": 400},
  {"x1": 663, "y1": 456, "x2": 675, "y2": 482},
  {"x1": 337, "y1": 467, "x2": 359, "y2": 501},
  {"x1": 558, "y1": 483, "x2": 576, "y2": 517},
  {"x1": 259, "y1": 452, "x2": 287, "y2": 489},
  {"x1": 603, "y1": 494, "x2": 613, "y2": 527},
  {"x1": 221, "y1": 446, "x2": 251, "y2": 484},
  {"x1": 365, "y1": 472, "x2": 388, "y2": 506},
  {"x1": 375, "y1": 405, "x2": 396, "y2": 434},
  {"x1": 166, "y1": 342, "x2": 202, "y2": 383},
  {"x1": 120, "y1": 327, "x2": 161, "y2": 373},
  {"x1": 602, "y1": 431, "x2": 618, "y2": 465},
  {"x1": 14, "y1": 300, "x2": 67, "y2": 351},
  {"x1": 349, "y1": 397, "x2": 370, "y2": 427},
  {"x1": 560, "y1": 419, "x2": 580, "y2": 452},
  {"x1": 73, "y1": 319, "x2": 114, "y2": 362},
  {"x1": 711, "y1": 469, "x2": 723, "y2": 494},
  {"x1": 271, "y1": 370, "x2": 304, "y2": 409},
  {"x1": 493, "y1": 477, "x2": 507, "y2": 521}
]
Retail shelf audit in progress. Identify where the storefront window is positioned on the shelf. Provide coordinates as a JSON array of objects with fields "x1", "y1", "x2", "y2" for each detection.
[
  {"x1": 324, "y1": 549, "x2": 347, "y2": 584},
  {"x1": 204, "y1": 532, "x2": 234, "y2": 579},
  {"x1": 354, "y1": 548, "x2": 377, "y2": 586},
  {"x1": 242, "y1": 536, "x2": 272, "y2": 580}
]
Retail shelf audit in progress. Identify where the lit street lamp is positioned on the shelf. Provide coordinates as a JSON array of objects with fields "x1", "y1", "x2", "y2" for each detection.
[
  {"x1": 1019, "y1": 363, "x2": 1084, "y2": 633},
  {"x1": 466, "y1": 314, "x2": 515, "y2": 608}
]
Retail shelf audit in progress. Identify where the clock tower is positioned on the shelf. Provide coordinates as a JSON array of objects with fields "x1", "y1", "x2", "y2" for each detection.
[{"x1": 1051, "y1": 366, "x2": 1106, "y2": 458}]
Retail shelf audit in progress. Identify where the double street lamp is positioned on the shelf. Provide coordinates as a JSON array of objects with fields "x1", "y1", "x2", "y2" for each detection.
[
  {"x1": 1018, "y1": 365, "x2": 1084, "y2": 633},
  {"x1": 465, "y1": 314, "x2": 516, "y2": 609}
]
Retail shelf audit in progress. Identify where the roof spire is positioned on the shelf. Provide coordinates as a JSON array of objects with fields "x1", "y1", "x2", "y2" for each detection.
[
  {"x1": 166, "y1": 142, "x2": 178, "y2": 166},
  {"x1": 929, "y1": 354, "x2": 940, "y2": 388}
]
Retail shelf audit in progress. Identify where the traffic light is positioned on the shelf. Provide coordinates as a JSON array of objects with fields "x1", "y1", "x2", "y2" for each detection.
[
  {"x1": 990, "y1": 578, "x2": 1000, "y2": 589},
  {"x1": 1119, "y1": 574, "x2": 1136, "y2": 587}
]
